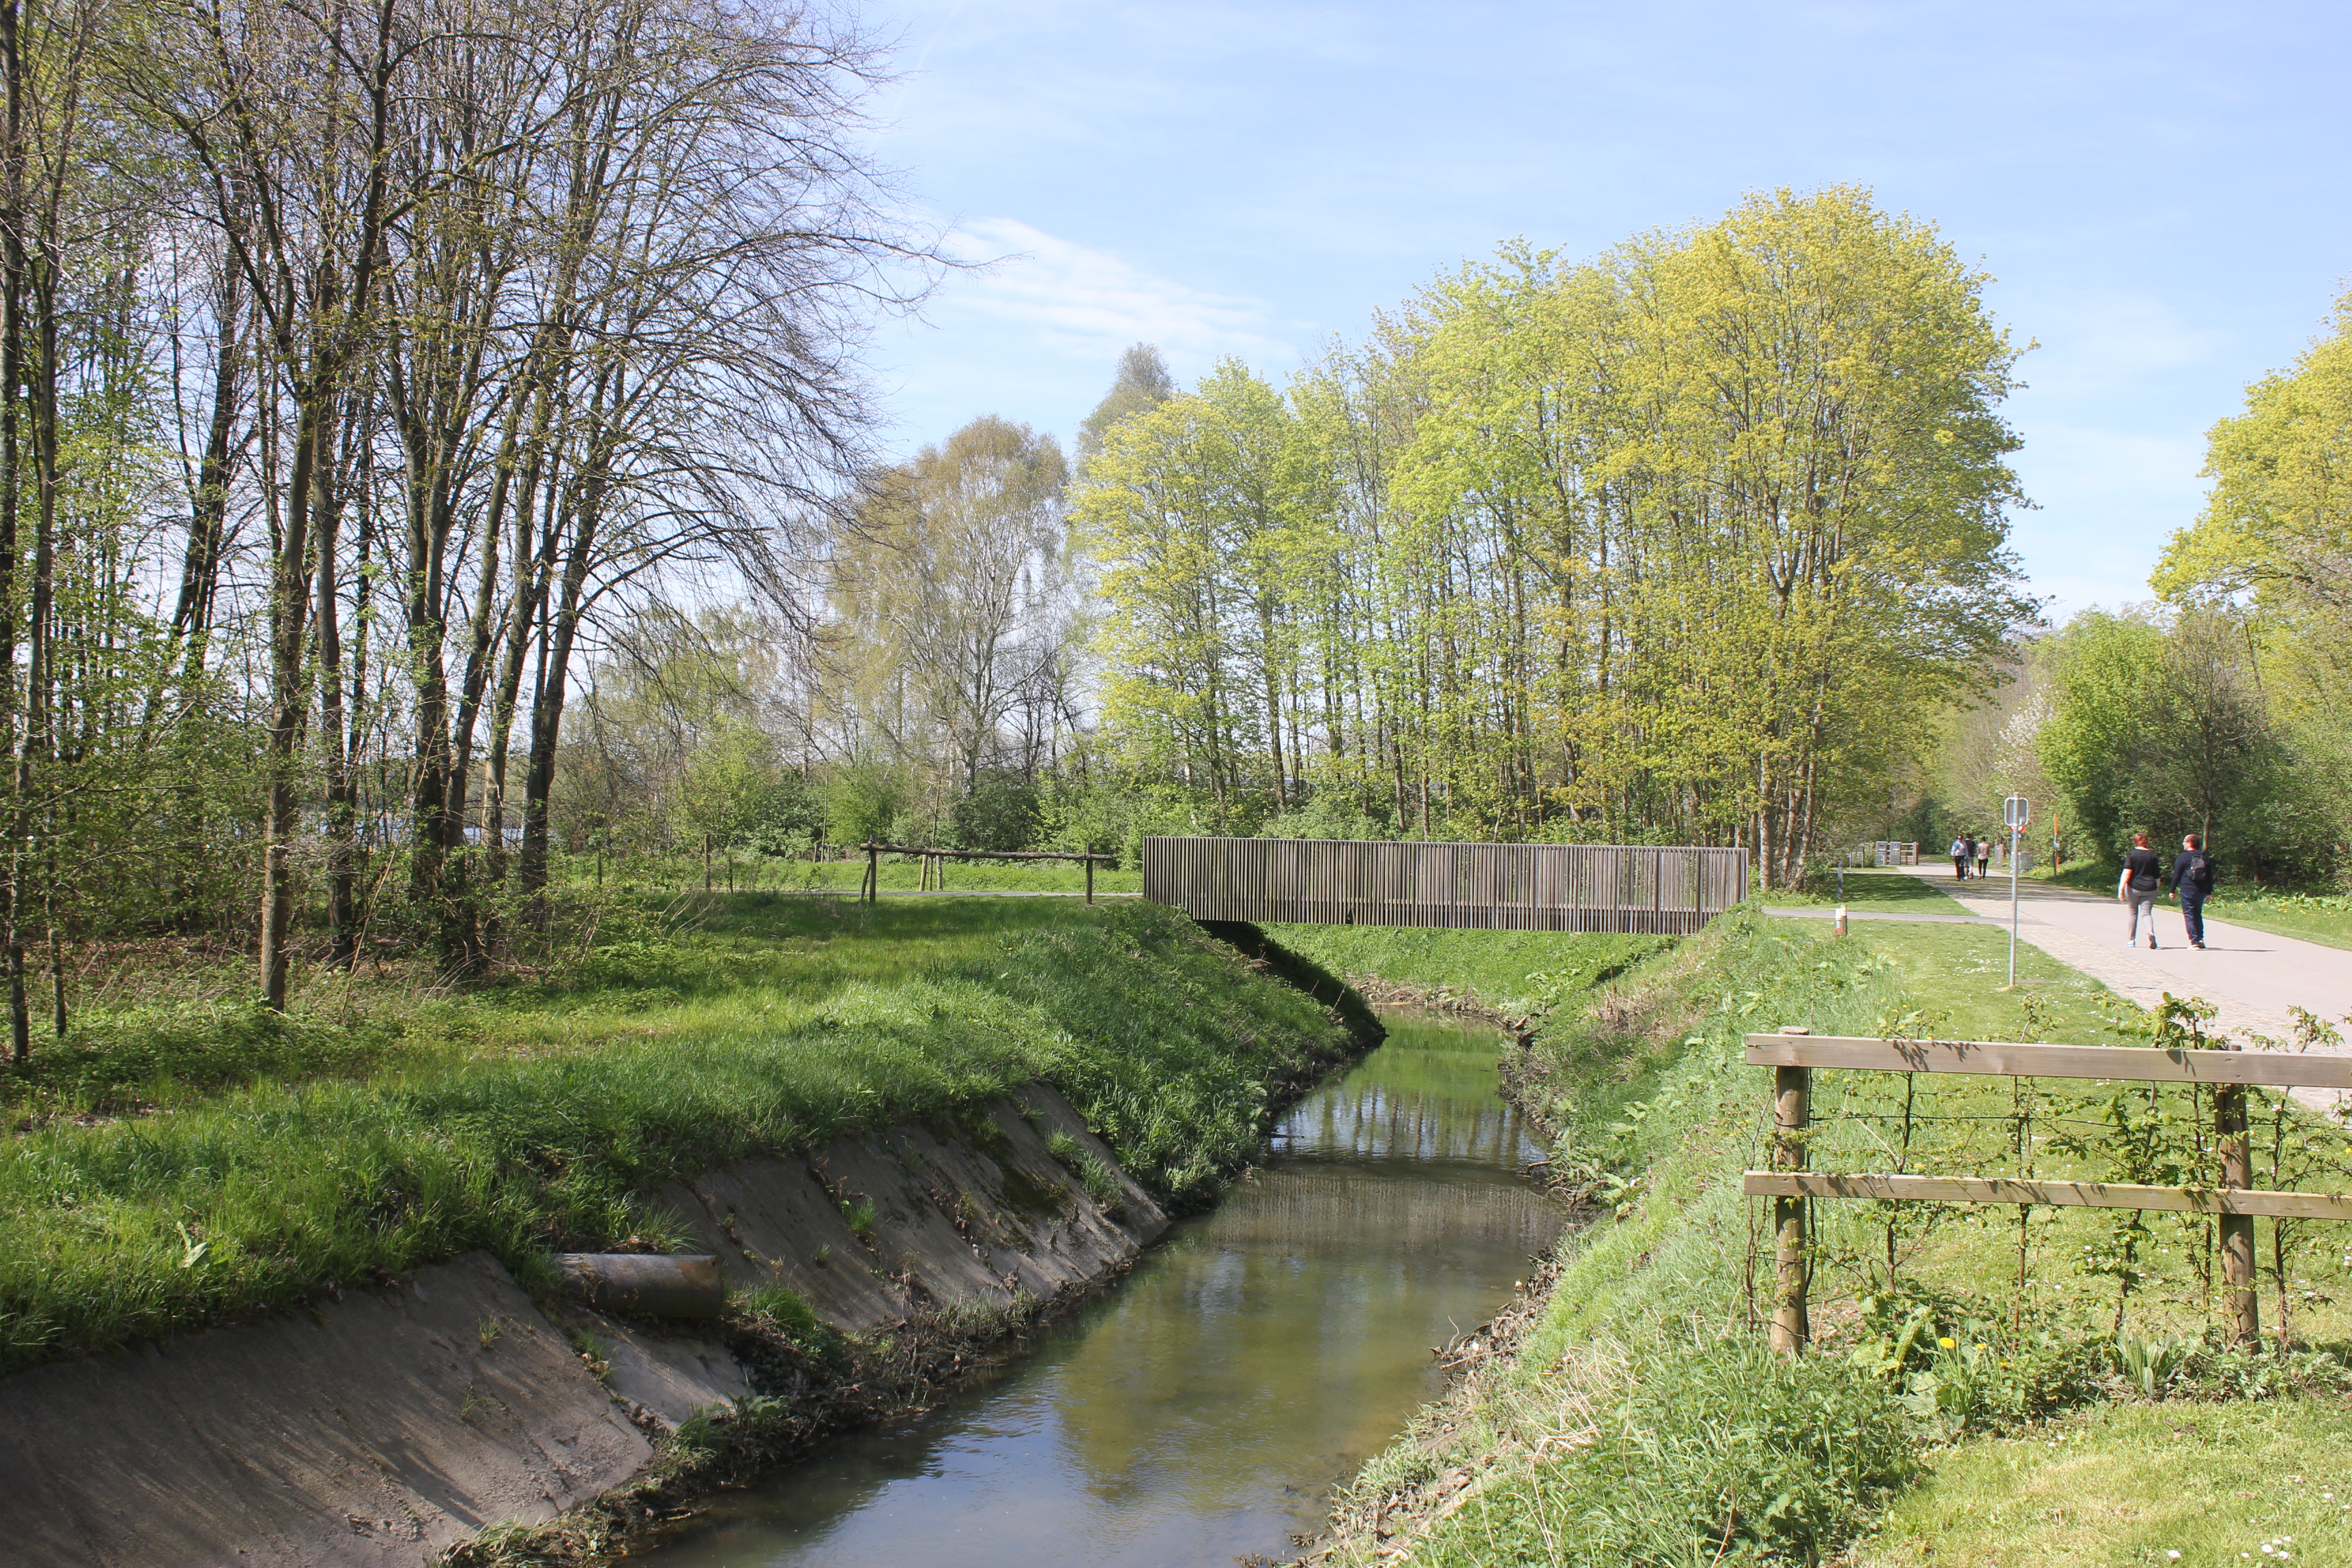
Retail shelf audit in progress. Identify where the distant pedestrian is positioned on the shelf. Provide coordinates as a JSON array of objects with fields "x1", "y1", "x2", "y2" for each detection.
[
  {"x1": 1976, "y1": 836, "x2": 1991, "y2": 879},
  {"x1": 1950, "y1": 835, "x2": 1970, "y2": 880},
  {"x1": 2120, "y1": 832, "x2": 2163, "y2": 949},
  {"x1": 2171, "y1": 834, "x2": 2215, "y2": 950}
]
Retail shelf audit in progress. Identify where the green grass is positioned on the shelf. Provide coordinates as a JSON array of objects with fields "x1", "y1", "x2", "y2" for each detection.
[
  {"x1": 0, "y1": 898, "x2": 1350, "y2": 1375},
  {"x1": 1766, "y1": 867, "x2": 1974, "y2": 915},
  {"x1": 1313, "y1": 907, "x2": 2352, "y2": 1567},
  {"x1": 1858, "y1": 1400, "x2": 2352, "y2": 1567},
  {"x1": 1259, "y1": 924, "x2": 1672, "y2": 1019},
  {"x1": 3, "y1": 894, "x2": 1170, "y2": 1129}
]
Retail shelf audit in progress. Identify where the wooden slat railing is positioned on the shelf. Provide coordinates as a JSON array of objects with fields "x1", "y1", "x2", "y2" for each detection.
[
  {"x1": 1139, "y1": 835, "x2": 1749, "y2": 934},
  {"x1": 1742, "y1": 1030, "x2": 2352, "y2": 1354}
]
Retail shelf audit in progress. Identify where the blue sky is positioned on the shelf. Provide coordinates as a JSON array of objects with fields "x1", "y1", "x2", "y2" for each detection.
[{"x1": 855, "y1": 0, "x2": 2352, "y2": 616}]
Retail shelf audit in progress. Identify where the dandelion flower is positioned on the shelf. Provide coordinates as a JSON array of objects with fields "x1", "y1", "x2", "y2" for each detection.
[{"x1": 1938, "y1": 1337, "x2": 1956, "y2": 1349}]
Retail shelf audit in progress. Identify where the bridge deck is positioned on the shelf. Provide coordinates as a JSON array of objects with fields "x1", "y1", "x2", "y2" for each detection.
[{"x1": 1141, "y1": 836, "x2": 1749, "y2": 934}]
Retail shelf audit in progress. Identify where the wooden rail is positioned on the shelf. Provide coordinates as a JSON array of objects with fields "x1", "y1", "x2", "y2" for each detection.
[
  {"x1": 1742, "y1": 1031, "x2": 2352, "y2": 1354},
  {"x1": 1140, "y1": 836, "x2": 1748, "y2": 934},
  {"x1": 858, "y1": 842, "x2": 1116, "y2": 904},
  {"x1": 1745, "y1": 1173, "x2": 2352, "y2": 1221},
  {"x1": 1744, "y1": 1034, "x2": 2352, "y2": 1089}
]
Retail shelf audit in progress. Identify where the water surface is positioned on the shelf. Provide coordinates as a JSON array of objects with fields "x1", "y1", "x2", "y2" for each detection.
[{"x1": 636, "y1": 1013, "x2": 1556, "y2": 1568}]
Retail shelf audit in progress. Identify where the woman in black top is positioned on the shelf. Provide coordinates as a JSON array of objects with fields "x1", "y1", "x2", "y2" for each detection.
[{"x1": 2120, "y1": 832, "x2": 2163, "y2": 949}]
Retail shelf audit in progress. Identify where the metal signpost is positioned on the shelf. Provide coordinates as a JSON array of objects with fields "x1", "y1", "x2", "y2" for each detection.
[{"x1": 2003, "y1": 794, "x2": 2029, "y2": 984}]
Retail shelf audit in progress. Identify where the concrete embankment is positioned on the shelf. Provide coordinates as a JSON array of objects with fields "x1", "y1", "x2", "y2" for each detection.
[{"x1": 0, "y1": 1084, "x2": 1165, "y2": 1568}]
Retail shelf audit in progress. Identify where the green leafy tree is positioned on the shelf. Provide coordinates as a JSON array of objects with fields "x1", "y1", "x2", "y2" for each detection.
[
  {"x1": 952, "y1": 769, "x2": 1041, "y2": 851},
  {"x1": 2034, "y1": 612, "x2": 2166, "y2": 858},
  {"x1": 1077, "y1": 189, "x2": 2031, "y2": 883},
  {"x1": 1076, "y1": 343, "x2": 1175, "y2": 468},
  {"x1": 822, "y1": 757, "x2": 915, "y2": 847}
]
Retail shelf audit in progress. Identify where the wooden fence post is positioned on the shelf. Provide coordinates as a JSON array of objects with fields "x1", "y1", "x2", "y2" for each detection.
[
  {"x1": 1085, "y1": 856, "x2": 1094, "y2": 905},
  {"x1": 1771, "y1": 1062, "x2": 1812, "y2": 1354},
  {"x1": 864, "y1": 840, "x2": 878, "y2": 904},
  {"x1": 2216, "y1": 1078, "x2": 2260, "y2": 1345}
]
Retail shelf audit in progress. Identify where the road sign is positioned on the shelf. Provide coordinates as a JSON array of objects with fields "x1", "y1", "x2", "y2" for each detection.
[{"x1": 2003, "y1": 795, "x2": 2029, "y2": 830}]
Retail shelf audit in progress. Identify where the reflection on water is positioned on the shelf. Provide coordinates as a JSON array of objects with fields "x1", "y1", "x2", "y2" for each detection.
[{"x1": 634, "y1": 1013, "x2": 1558, "y2": 1568}]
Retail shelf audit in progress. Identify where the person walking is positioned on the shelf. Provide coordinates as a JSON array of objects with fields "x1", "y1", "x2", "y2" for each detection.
[
  {"x1": 2171, "y1": 834, "x2": 2215, "y2": 950},
  {"x1": 1976, "y1": 836, "x2": 1992, "y2": 879},
  {"x1": 2120, "y1": 832, "x2": 2163, "y2": 949},
  {"x1": 1951, "y1": 834, "x2": 1970, "y2": 880}
]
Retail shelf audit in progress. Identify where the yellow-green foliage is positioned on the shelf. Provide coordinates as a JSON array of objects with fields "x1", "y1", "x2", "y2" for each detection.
[{"x1": 1075, "y1": 188, "x2": 2029, "y2": 872}]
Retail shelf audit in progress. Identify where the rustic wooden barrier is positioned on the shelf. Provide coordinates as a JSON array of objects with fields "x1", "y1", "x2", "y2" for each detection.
[
  {"x1": 1140, "y1": 836, "x2": 1749, "y2": 934},
  {"x1": 858, "y1": 842, "x2": 1117, "y2": 904},
  {"x1": 1742, "y1": 1032, "x2": 2352, "y2": 1354}
]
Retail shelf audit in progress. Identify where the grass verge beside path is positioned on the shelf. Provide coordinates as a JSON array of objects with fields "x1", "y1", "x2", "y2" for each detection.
[
  {"x1": 0, "y1": 898, "x2": 1354, "y2": 1377},
  {"x1": 1769, "y1": 867, "x2": 1976, "y2": 916},
  {"x1": 1304, "y1": 908, "x2": 2352, "y2": 1567}
]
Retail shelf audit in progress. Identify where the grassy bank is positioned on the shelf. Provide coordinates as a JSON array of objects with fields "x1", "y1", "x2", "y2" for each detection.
[
  {"x1": 1261, "y1": 924, "x2": 1672, "y2": 1021},
  {"x1": 0, "y1": 898, "x2": 1352, "y2": 1377},
  {"x1": 1305, "y1": 909, "x2": 2352, "y2": 1566}
]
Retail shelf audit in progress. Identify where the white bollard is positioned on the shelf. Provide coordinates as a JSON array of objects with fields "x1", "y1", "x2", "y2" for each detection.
[{"x1": 1833, "y1": 904, "x2": 1848, "y2": 937}]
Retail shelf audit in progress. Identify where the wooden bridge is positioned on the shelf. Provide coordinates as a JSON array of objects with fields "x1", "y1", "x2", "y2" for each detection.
[{"x1": 1141, "y1": 836, "x2": 1749, "y2": 934}]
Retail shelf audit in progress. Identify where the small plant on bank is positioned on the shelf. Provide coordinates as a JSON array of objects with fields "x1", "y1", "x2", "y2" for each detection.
[
  {"x1": 1045, "y1": 1130, "x2": 1127, "y2": 1220},
  {"x1": 568, "y1": 1328, "x2": 611, "y2": 1382},
  {"x1": 2115, "y1": 1333, "x2": 2195, "y2": 1398},
  {"x1": 735, "y1": 1284, "x2": 835, "y2": 1361}
]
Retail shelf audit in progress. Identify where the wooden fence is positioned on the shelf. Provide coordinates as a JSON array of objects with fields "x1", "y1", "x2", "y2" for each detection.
[
  {"x1": 1141, "y1": 836, "x2": 1749, "y2": 934},
  {"x1": 856, "y1": 842, "x2": 1116, "y2": 904},
  {"x1": 1741, "y1": 1031, "x2": 2352, "y2": 1354}
]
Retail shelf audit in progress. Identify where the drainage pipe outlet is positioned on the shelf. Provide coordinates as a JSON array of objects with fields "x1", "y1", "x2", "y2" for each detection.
[{"x1": 553, "y1": 1254, "x2": 725, "y2": 1318}]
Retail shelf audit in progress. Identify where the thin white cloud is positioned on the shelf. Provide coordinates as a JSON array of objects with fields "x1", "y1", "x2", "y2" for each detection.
[
  {"x1": 2018, "y1": 288, "x2": 2234, "y2": 397},
  {"x1": 936, "y1": 216, "x2": 1292, "y2": 370}
]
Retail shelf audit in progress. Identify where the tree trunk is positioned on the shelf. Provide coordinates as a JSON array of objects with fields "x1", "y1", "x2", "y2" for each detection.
[
  {"x1": 258, "y1": 396, "x2": 325, "y2": 1010},
  {"x1": 0, "y1": 0, "x2": 24, "y2": 1060}
]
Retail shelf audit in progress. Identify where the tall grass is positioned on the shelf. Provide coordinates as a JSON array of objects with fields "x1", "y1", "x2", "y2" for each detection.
[{"x1": 0, "y1": 900, "x2": 1350, "y2": 1375}]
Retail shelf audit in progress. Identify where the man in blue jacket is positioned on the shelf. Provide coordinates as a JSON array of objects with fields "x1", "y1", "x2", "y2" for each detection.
[{"x1": 2170, "y1": 834, "x2": 2216, "y2": 950}]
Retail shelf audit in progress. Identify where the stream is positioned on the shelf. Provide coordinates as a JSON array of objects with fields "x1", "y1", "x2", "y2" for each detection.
[{"x1": 634, "y1": 1012, "x2": 1560, "y2": 1568}]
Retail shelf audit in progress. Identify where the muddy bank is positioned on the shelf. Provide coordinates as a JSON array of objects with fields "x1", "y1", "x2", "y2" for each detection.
[{"x1": 0, "y1": 1083, "x2": 1172, "y2": 1568}]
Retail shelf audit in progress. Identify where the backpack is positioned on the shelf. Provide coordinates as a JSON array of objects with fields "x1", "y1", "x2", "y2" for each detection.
[{"x1": 2185, "y1": 852, "x2": 2212, "y2": 893}]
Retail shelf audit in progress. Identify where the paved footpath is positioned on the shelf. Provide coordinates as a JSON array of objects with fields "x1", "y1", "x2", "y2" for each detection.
[{"x1": 1891, "y1": 863, "x2": 2352, "y2": 1109}]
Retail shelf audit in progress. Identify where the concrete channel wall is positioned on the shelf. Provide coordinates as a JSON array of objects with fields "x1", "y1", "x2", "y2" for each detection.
[{"x1": 0, "y1": 1083, "x2": 1166, "y2": 1568}]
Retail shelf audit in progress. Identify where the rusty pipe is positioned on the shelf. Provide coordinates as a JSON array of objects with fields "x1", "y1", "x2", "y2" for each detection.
[{"x1": 552, "y1": 1254, "x2": 725, "y2": 1319}]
